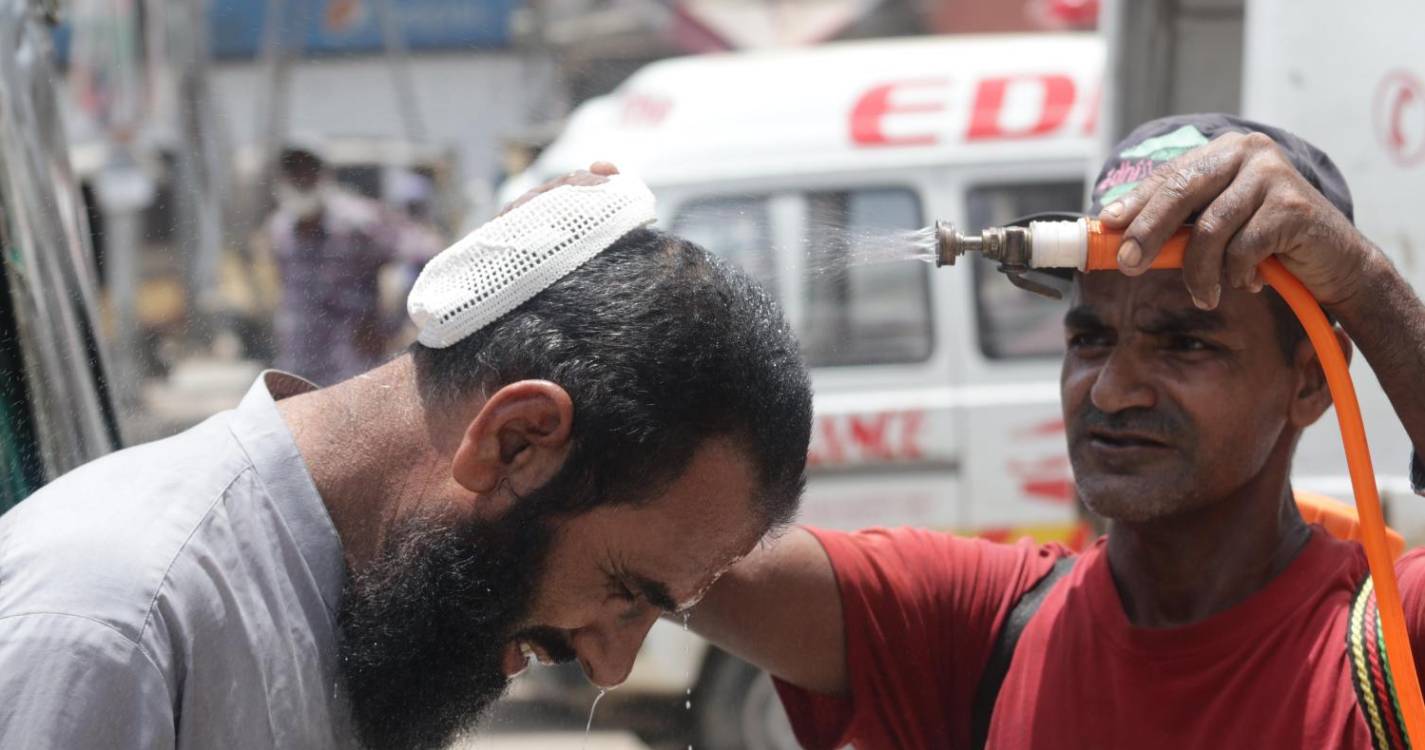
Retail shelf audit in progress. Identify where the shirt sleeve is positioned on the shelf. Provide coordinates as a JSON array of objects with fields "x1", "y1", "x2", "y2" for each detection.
[
  {"x1": 1398, "y1": 548, "x2": 1425, "y2": 679},
  {"x1": 0, "y1": 613, "x2": 175, "y2": 749},
  {"x1": 771, "y1": 527, "x2": 1064, "y2": 750}
]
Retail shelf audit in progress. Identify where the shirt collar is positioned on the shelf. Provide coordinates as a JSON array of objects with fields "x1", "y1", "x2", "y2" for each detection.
[{"x1": 228, "y1": 370, "x2": 347, "y2": 616}]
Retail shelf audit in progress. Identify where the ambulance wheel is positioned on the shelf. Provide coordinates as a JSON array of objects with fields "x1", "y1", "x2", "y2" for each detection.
[{"x1": 695, "y1": 649, "x2": 800, "y2": 750}]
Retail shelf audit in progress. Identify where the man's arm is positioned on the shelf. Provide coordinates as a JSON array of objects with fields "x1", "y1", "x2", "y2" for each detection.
[
  {"x1": 691, "y1": 527, "x2": 1064, "y2": 750},
  {"x1": 1332, "y1": 260, "x2": 1425, "y2": 468},
  {"x1": 1099, "y1": 131, "x2": 1425, "y2": 459},
  {"x1": 0, "y1": 613, "x2": 175, "y2": 748},
  {"x1": 688, "y1": 528, "x2": 848, "y2": 695}
]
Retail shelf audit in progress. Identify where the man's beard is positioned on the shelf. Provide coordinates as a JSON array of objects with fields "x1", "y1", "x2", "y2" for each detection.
[{"x1": 335, "y1": 492, "x2": 557, "y2": 749}]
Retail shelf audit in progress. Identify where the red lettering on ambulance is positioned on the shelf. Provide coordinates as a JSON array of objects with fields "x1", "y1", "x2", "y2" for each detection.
[
  {"x1": 849, "y1": 79, "x2": 950, "y2": 147},
  {"x1": 848, "y1": 413, "x2": 894, "y2": 460},
  {"x1": 1081, "y1": 82, "x2": 1100, "y2": 135},
  {"x1": 1022, "y1": 478, "x2": 1076, "y2": 504},
  {"x1": 1009, "y1": 455, "x2": 1075, "y2": 505},
  {"x1": 809, "y1": 410, "x2": 930, "y2": 467},
  {"x1": 621, "y1": 94, "x2": 673, "y2": 126},
  {"x1": 808, "y1": 416, "x2": 845, "y2": 467},
  {"x1": 966, "y1": 74, "x2": 1076, "y2": 141},
  {"x1": 1016, "y1": 418, "x2": 1065, "y2": 439},
  {"x1": 1374, "y1": 70, "x2": 1425, "y2": 167},
  {"x1": 899, "y1": 410, "x2": 926, "y2": 460}
]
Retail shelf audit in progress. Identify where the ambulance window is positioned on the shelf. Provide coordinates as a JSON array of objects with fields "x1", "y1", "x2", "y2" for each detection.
[
  {"x1": 967, "y1": 182, "x2": 1085, "y2": 359},
  {"x1": 674, "y1": 188, "x2": 931, "y2": 367},
  {"x1": 671, "y1": 196, "x2": 778, "y2": 288},
  {"x1": 802, "y1": 188, "x2": 930, "y2": 366}
]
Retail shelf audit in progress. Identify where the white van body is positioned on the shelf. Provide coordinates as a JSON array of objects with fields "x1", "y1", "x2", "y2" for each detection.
[
  {"x1": 1241, "y1": 0, "x2": 1425, "y2": 524},
  {"x1": 502, "y1": 30, "x2": 1418, "y2": 745},
  {"x1": 504, "y1": 33, "x2": 1106, "y2": 547}
]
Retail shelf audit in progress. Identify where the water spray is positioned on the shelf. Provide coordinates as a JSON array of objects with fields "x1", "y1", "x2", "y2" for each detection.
[{"x1": 935, "y1": 217, "x2": 1425, "y2": 744}]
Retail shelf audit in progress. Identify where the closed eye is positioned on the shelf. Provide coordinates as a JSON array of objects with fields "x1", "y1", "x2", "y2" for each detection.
[
  {"x1": 1068, "y1": 331, "x2": 1113, "y2": 349},
  {"x1": 1166, "y1": 334, "x2": 1214, "y2": 352},
  {"x1": 605, "y1": 570, "x2": 639, "y2": 603}
]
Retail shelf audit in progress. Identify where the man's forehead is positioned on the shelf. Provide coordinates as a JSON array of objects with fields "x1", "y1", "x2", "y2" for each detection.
[
  {"x1": 630, "y1": 536, "x2": 755, "y2": 614},
  {"x1": 1068, "y1": 270, "x2": 1269, "y2": 330}
]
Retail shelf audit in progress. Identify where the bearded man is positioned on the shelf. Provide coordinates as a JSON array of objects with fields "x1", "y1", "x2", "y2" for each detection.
[{"x1": 0, "y1": 165, "x2": 813, "y2": 749}]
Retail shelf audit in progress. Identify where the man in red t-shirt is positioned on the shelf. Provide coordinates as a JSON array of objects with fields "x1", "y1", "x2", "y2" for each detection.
[{"x1": 689, "y1": 114, "x2": 1425, "y2": 748}]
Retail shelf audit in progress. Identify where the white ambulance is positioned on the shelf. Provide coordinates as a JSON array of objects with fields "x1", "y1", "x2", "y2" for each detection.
[{"x1": 501, "y1": 31, "x2": 1418, "y2": 749}]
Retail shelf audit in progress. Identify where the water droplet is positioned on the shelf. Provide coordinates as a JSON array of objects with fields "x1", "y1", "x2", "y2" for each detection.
[
  {"x1": 683, "y1": 618, "x2": 695, "y2": 748},
  {"x1": 795, "y1": 224, "x2": 940, "y2": 278},
  {"x1": 582, "y1": 688, "x2": 607, "y2": 750}
]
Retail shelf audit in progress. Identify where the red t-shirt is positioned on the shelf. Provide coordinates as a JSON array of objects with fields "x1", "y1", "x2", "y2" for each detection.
[{"x1": 774, "y1": 526, "x2": 1425, "y2": 749}]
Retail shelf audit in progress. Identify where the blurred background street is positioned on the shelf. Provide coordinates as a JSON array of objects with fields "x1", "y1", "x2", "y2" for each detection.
[{"x1": 5, "y1": 0, "x2": 1425, "y2": 747}]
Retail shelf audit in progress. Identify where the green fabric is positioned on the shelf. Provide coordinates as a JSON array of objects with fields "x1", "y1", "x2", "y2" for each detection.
[
  {"x1": 1117, "y1": 124, "x2": 1210, "y2": 160},
  {"x1": 0, "y1": 394, "x2": 34, "y2": 514}
]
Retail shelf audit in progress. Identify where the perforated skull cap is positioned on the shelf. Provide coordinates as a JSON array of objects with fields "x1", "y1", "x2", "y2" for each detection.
[{"x1": 408, "y1": 174, "x2": 657, "y2": 348}]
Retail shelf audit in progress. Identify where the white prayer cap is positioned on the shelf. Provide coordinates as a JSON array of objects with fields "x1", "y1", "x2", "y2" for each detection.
[{"x1": 407, "y1": 173, "x2": 657, "y2": 349}]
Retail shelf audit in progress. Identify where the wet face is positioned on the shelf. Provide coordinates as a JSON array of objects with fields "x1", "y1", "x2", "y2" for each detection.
[
  {"x1": 1061, "y1": 271, "x2": 1298, "y2": 523},
  {"x1": 336, "y1": 436, "x2": 763, "y2": 750},
  {"x1": 504, "y1": 437, "x2": 764, "y2": 686}
]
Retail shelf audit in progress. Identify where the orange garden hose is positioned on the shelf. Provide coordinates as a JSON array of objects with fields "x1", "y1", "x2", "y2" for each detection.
[{"x1": 1084, "y1": 223, "x2": 1425, "y2": 746}]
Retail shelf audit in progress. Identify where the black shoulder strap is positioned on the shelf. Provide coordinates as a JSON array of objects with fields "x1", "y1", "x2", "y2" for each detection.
[{"x1": 971, "y1": 555, "x2": 1077, "y2": 749}]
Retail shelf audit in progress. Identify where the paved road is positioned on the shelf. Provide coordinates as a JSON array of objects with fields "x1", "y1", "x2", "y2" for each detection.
[
  {"x1": 464, "y1": 685, "x2": 693, "y2": 750},
  {"x1": 455, "y1": 731, "x2": 650, "y2": 749}
]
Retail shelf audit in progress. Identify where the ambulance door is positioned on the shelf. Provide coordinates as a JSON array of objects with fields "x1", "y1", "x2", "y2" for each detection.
[
  {"x1": 949, "y1": 173, "x2": 1090, "y2": 545},
  {"x1": 1242, "y1": 0, "x2": 1423, "y2": 535},
  {"x1": 667, "y1": 177, "x2": 958, "y2": 533}
]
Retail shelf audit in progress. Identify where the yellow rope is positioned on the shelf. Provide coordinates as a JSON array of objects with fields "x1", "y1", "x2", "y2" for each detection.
[{"x1": 1356, "y1": 577, "x2": 1391, "y2": 748}]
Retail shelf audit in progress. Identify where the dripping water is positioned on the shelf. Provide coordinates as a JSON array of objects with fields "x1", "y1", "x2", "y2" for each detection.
[
  {"x1": 581, "y1": 688, "x2": 607, "y2": 750},
  {"x1": 684, "y1": 613, "x2": 694, "y2": 749}
]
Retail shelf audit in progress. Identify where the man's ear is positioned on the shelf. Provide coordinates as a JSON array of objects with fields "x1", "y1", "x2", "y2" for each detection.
[
  {"x1": 1288, "y1": 327, "x2": 1352, "y2": 429},
  {"x1": 451, "y1": 381, "x2": 574, "y2": 512}
]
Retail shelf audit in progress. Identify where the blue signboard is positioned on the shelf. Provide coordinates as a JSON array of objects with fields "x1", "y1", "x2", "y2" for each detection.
[{"x1": 208, "y1": 0, "x2": 516, "y2": 58}]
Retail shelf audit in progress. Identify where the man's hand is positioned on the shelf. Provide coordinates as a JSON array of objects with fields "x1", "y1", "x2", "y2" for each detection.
[
  {"x1": 1098, "y1": 131, "x2": 1385, "y2": 311},
  {"x1": 498, "y1": 161, "x2": 619, "y2": 216},
  {"x1": 1104, "y1": 129, "x2": 1425, "y2": 470}
]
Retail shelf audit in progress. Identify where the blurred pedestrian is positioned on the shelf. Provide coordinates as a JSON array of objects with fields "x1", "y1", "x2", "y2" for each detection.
[{"x1": 268, "y1": 144, "x2": 439, "y2": 385}]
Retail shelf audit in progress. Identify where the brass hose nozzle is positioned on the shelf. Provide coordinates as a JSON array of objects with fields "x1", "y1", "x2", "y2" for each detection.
[
  {"x1": 933, "y1": 221, "x2": 1033, "y2": 269},
  {"x1": 931, "y1": 220, "x2": 1062, "y2": 299}
]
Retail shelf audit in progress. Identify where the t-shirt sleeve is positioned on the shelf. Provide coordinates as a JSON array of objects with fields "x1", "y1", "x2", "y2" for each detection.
[
  {"x1": 0, "y1": 613, "x2": 175, "y2": 749},
  {"x1": 1398, "y1": 548, "x2": 1425, "y2": 683},
  {"x1": 771, "y1": 526, "x2": 1065, "y2": 750}
]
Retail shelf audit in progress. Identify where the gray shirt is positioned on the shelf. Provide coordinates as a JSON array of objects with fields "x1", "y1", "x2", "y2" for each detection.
[{"x1": 0, "y1": 372, "x2": 358, "y2": 749}]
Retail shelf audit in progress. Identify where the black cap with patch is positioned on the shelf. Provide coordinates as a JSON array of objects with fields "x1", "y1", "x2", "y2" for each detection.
[
  {"x1": 1089, "y1": 113, "x2": 1354, "y2": 222},
  {"x1": 1019, "y1": 114, "x2": 1357, "y2": 288}
]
